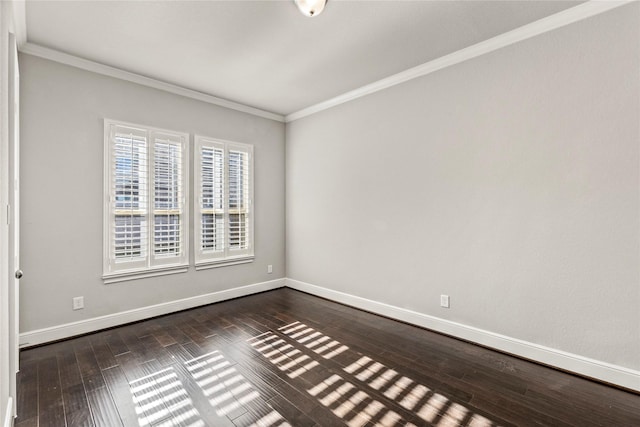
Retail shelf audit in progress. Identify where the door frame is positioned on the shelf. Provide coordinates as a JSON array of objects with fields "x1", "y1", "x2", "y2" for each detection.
[
  {"x1": 7, "y1": 30, "x2": 19, "y2": 419},
  {"x1": 1, "y1": 4, "x2": 20, "y2": 423}
]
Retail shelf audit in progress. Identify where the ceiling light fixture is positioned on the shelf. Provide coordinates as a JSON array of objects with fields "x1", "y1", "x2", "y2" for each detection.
[{"x1": 294, "y1": 0, "x2": 327, "y2": 17}]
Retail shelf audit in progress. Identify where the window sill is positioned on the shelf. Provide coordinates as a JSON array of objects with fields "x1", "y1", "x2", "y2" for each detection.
[
  {"x1": 195, "y1": 256, "x2": 254, "y2": 271},
  {"x1": 103, "y1": 264, "x2": 189, "y2": 284}
]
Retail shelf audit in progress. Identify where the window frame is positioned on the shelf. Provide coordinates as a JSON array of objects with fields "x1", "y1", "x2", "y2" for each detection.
[
  {"x1": 103, "y1": 119, "x2": 189, "y2": 283},
  {"x1": 194, "y1": 135, "x2": 254, "y2": 269}
]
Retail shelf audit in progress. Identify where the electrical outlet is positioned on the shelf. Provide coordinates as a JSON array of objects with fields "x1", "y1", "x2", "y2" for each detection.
[
  {"x1": 73, "y1": 296, "x2": 84, "y2": 310},
  {"x1": 267, "y1": 264, "x2": 273, "y2": 274},
  {"x1": 440, "y1": 295, "x2": 450, "y2": 308}
]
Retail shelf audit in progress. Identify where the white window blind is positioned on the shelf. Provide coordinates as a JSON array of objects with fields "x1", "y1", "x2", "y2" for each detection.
[
  {"x1": 104, "y1": 120, "x2": 189, "y2": 280},
  {"x1": 113, "y1": 127, "x2": 147, "y2": 267},
  {"x1": 195, "y1": 136, "x2": 253, "y2": 266}
]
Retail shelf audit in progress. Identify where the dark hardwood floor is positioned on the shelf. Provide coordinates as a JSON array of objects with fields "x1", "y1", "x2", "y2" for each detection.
[{"x1": 15, "y1": 288, "x2": 640, "y2": 427}]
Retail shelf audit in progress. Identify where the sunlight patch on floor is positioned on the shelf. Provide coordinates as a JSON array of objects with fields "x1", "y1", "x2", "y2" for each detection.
[
  {"x1": 250, "y1": 320, "x2": 499, "y2": 427},
  {"x1": 129, "y1": 366, "x2": 203, "y2": 427}
]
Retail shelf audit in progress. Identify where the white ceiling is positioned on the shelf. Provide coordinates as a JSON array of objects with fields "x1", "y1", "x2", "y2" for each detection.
[{"x1": 25, "y1": 0, "x2": 582, "y2": 116}]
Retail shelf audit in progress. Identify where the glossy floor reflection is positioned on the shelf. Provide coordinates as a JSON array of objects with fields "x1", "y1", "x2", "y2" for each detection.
[
  {"x1": 184, "y1": 350, "x2": 287, "y2": 425},
  {"x1": 129, "y1": 366, "x2": 203, "y2": 427},
  {"x1": 250, "y1": 321, "x2": 496, "y2": 427},
  {"x1": 126, "y1": 348, "x2": 292, "y2": 426}
]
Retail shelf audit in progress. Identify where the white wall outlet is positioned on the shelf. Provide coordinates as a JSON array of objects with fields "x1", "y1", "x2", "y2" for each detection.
[
  {"x1": 440, "y1": 295, "x2": 450, "y2": 308},
  {"x1": 72, "y1": 296, "x2": 84, "y2": 310},
  {"x1": 267, "y1": 264, "x2": 273, "y2": 274}
]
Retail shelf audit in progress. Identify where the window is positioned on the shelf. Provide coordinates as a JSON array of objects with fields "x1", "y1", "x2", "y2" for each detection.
[
  {"x1": 104, "y1": 120, "x2": 189, "y2": 281},
  {"x1": 195, "y1": 136, "x2": 254, "y2": 267}
]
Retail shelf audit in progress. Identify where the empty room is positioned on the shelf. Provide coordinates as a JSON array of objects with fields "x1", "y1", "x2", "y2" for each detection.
[{"x1": 0, "y1": 0, "x2": 639, "y2": 426}]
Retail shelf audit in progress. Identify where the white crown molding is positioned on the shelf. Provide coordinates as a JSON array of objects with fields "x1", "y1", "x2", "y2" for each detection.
[
  {"x1": 19, "y1": 278, "x2": 286, "y2": 348},
  {"x1": 16, "y1": 1, "x2": 631, "y2": 124},
  {"x1": 19, "y1": 42, "x2": 285, "y2": 123},
  {"x1": 285, "y1": 0, "x2": 635, "y2": 122},
  {"x1": 285, "y1": 278, "x2": 640, "y2": 392}
]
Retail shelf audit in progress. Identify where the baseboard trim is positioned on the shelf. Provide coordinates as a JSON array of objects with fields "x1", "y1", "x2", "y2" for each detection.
[
  {"x1": 3, "y1": 397, "x2": 13, "y2": 427},
  {"x1": 19, "y1": 278, "x2": 286, "y2": 348},
  {"x1": 285, "y1": 278, "x2": 640, "y2": 392},
  {"x1": 18, "y1": 277, "x2": 639, "y2": 391}
]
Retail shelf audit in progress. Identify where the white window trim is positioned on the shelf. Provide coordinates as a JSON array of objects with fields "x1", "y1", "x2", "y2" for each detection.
[
  {"x1": 103, "y1": 265, "x2": 189, "y2": 284},
  {"x1": 103, "y1": 119, "x2": 190, "y2": 282},
  {"x1": 194, "y1": 135, "x2": 254, "y2": 268},
  {"x1": 193, "y1": 256, "x2": 255, "y2": 271}
]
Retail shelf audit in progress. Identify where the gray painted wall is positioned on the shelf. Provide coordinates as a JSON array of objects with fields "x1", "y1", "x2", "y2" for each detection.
[
  {"x1": 286, "y1": 4, "x2": 640, "y2": 369},
  {"x1": 20, "y1": 54, "x2": 285, "y2": 332}
]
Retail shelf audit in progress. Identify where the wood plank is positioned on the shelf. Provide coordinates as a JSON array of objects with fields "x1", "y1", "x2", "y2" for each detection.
[
  {"x1": 115, "y1": 353, "x2": 173, "y2": 426},
  {"x1": 105, "y1": 332, "x2": 130, "y2": 357},
  {"x1": 15, "y1": 359, "x2": 38, "y2": 423},
  {"x1": 73, "y1": 337, "x2": 107, "y2": 393},
  {"x1": 89, "y1": 334, "x2": 119, "y2": 370},
  {"x1": 170, "y1": 356, "x2": 236, "y2": 426},
  {"x1": 57, "y1": 348, "x2": 93, "y2": 427},
  {"x1": 14, "y1": 417, "x2": 38, "y2": 427},
  {"x1": 86, "y1": 386, "x2": 124, "y2": 427},
  {"x1": 37, "y1": 356, "x2": 66, "y2": 427},
  {"x1": 101, "y1": 365, "x2": 143, "y2": 427}
]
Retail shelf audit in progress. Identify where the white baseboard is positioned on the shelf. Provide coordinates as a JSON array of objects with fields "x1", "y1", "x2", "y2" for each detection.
[
  {"x1": 19, "y1": 278, "x2": 286, "y2": 347},
  {"x1": 285, "y1": 278, "x2": 640, "y2": 392},
  {"x1": 18, "y1": 276, "x2": 640, "y2": 391},
  {"x1": 3, "y1": 397, "x2": 13, "y2": 427}
]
